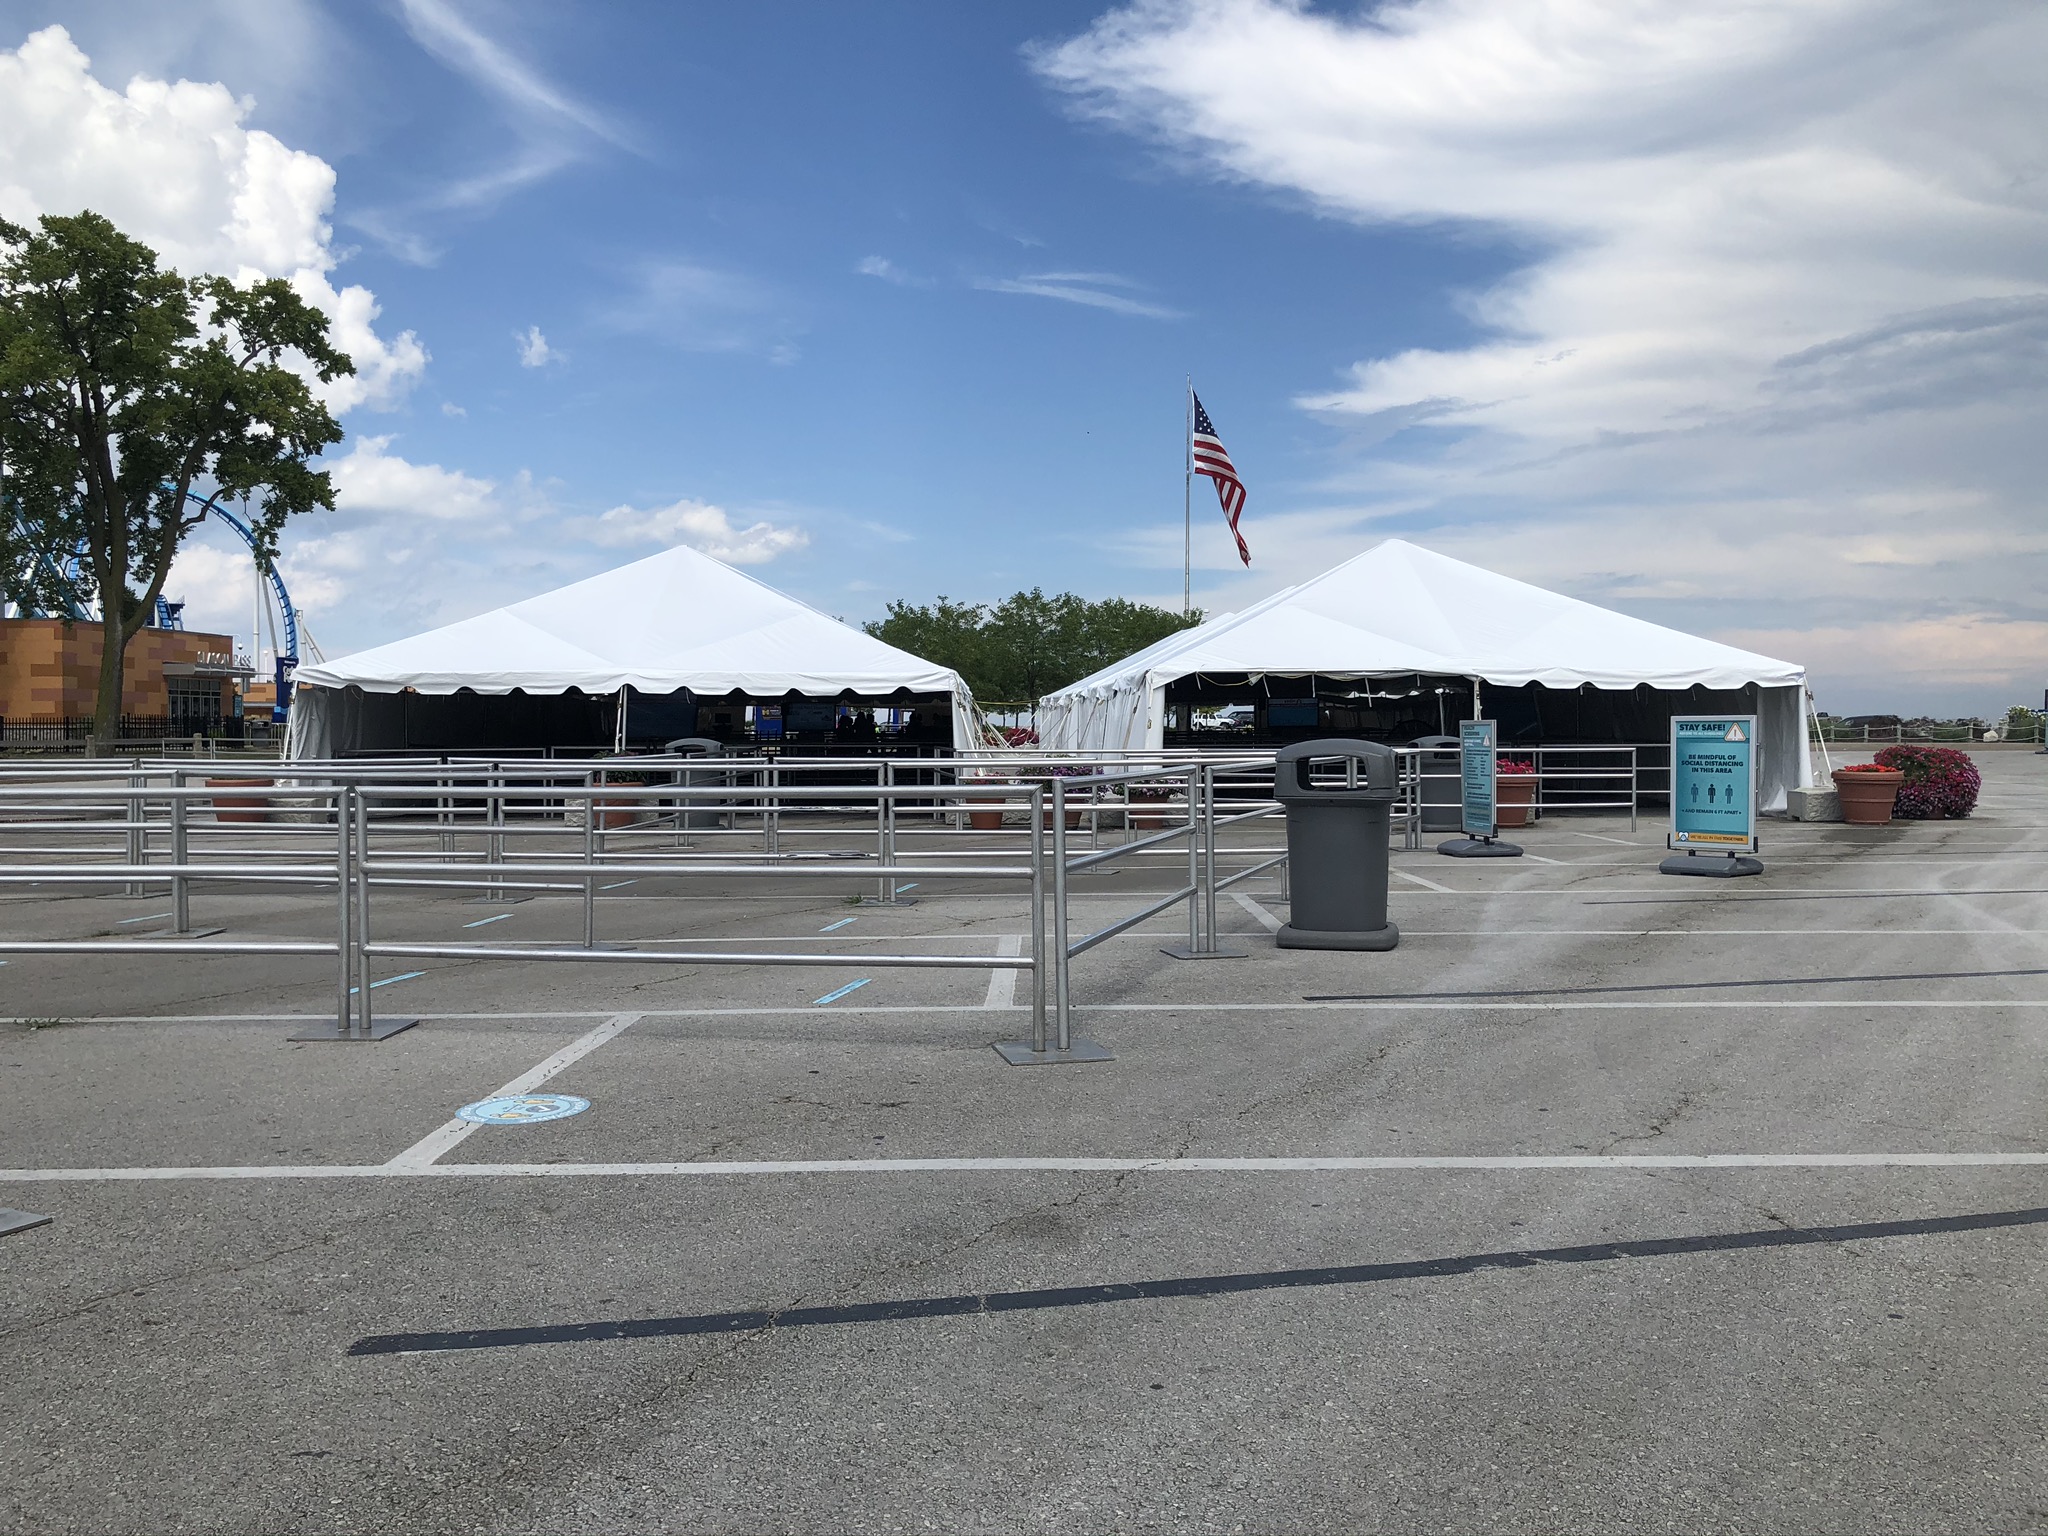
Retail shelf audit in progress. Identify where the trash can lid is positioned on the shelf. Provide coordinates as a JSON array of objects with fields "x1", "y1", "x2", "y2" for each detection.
[
  {"x1": 1273, "y1": 738, "x2": 1399, "y2": 799},
  {"x1": 1406, "y1": 734, "x2": 1461, "y2": 749},
  {"x1": 663, "y1": 737, "x2": 724, "y2": 756}
]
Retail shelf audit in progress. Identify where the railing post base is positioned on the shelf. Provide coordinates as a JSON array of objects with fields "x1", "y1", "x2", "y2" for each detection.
[
  {"x1": 289, "y1": 1015, "x2": 424, "y2": 1042},
  {"x1": 1157, "y1": 944, "x2": 1248, "y2": 961},
  {"x1": 991, "y1": 1038, "x2": 1115, "y2": 1066}
]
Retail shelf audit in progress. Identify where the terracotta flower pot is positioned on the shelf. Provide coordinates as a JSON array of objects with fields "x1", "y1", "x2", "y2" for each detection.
[
  {"x1": 1832, "y1": 767, "x2": 1904, "y2": 825},
  {"x1": 966, "y1": 806, "x2": 1004, "y2": 831},
  {"x1": 1495, "y1": 774, "x2": 1537, "y2": 828},
  {"x1": 205, "y1": 778, "x2": 274, "y2": 824},
  {"x1": 592, "y1": 797, "x2": 646, "y2": 829}
]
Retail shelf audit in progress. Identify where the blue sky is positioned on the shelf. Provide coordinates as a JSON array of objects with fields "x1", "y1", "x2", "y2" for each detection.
[{"x1": 1, "y1": 1, "x2": 2043, "y2": 715}]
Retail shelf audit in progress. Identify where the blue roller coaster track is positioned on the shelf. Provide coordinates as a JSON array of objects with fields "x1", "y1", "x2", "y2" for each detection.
[{"x1": 5, "y1": 490, "x2": 302, "y2": 722}]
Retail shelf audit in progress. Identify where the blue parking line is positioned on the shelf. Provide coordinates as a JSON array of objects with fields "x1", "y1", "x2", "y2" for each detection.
[
  {"x1": 600, "y1": 880, "x2": 638, "y2": 891},
  {"x1": 813, "y1": 978, "x2": 872, "y2": 1006},
  {"x1": 819, "y1": 917, "x2": 856, "y2": 932},
  {"x1": 117, "y1": 912, "x2": 173, "y2": 924},
  {"x1": 894, "y1": 883, "x2": 918, "y2": 895},
  {"x1": 349, "y1": 971, "x2": 426, "y2": 995},
  {"x1": 463, "y1": 912, "x2": 515, "y2": 928}
]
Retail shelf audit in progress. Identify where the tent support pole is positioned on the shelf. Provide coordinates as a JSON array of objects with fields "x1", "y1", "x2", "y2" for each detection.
[
  {"x1": 1471, "y1": 677, "x2": 1482, "y2": 721},
  {"x1": 613, "y1": 686, "x2": 628, "y2": 754}
]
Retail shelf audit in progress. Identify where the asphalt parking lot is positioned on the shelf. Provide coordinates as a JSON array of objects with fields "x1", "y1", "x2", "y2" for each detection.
[{"x1": 4, "y1": 749, "x2": 2048, "y2": 1535}]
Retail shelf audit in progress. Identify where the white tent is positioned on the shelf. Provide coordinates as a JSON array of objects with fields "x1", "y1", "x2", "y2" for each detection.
[
  {"x1": 1039, "y1": 539, "x2": 1811, "y2": 809},
  {"x1": 288, "y1": 544, "x2": 983, "y2": 755}
]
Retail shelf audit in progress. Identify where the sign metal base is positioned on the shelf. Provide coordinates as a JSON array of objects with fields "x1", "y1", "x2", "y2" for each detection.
[
  {"x1": 0, "y1": 1209, "x2": 53, "y2": 1238},
  {"x1": 1159, "y1": 945, "x2": 1248, "y2": 960},
  {"x1": 1659, "y1": 853, "x2": 1763, "y2": 878},
  {"x1": 1437, "y1": 837, "x2": 1522, "y2": 858}
]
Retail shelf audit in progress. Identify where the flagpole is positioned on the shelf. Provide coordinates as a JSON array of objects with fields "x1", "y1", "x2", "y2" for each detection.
[{"x1": 1183, "y1": 376, "x2": 1193, "y2": 616}]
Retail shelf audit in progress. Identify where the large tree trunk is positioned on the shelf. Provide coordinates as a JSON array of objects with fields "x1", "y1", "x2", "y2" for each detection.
[{"x1": 90, "y1": 617, "x2": 126, "y2": 756}]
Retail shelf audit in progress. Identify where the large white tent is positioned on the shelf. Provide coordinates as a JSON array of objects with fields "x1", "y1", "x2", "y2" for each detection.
[
  {"x1": 1040, "y1": 539, "x2": 1811, "y2": 809},
  {"x1": 288, "y1": 544, "x2": 984, "y2": 756}
]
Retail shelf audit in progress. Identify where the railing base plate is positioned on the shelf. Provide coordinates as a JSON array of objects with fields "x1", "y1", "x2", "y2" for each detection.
[
  {"x1": 992, "y1": 1039, "x2": 1115, "y2": 1065},
  {"x1": 137, "y1": 927, "x2": 226, "y2": 939},
  {"x1": 1158, "y1": 946, "x2": 1249, "y2": 960},
  {"x1": 289, "y1": 1016, "x2": 424, "y2": 1042},
  {"x1": 0, "y1": 1209, "x2": 53, "y2": 1238}
]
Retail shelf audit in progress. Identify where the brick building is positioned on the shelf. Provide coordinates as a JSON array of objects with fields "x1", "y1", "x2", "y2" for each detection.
[{"x1": 0, "y1": 618, "x2": 250, "y2": 731}]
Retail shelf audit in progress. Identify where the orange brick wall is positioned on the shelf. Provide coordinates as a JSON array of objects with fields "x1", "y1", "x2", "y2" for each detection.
[{"x1": 0, "y1": 619, "x2": 238, "y2": 720}]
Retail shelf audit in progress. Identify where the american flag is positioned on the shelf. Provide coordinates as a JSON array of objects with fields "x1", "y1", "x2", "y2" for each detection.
[{"x1": 1192, "y1": 391, "x2": 1250, "y2": 566}]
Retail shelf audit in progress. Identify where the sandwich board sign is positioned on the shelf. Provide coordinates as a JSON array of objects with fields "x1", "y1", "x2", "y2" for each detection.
[
  {"x1": 1439, "y1": 717, "x2": 1521, "y2": 857},
  {"x1": 1664, "y1": 715, "x2": 1761, "y2": 876}
]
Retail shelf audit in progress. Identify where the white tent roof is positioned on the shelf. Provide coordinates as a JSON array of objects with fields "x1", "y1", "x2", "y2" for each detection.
[
  {"x1": 1038, "y1": 540, "x2": 1808, "y2": 807},
  {"x1": 293, "y1": 544, "x2": 981, "y2": 749},
  {"x1": 1051, "y1": 538, "x2": 1802, "y2": 702}
]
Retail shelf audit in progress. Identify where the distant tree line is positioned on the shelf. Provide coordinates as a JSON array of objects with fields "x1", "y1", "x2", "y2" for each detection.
[{"x1": 865, "y1": 590, "x2": 1200, "y2": 701}]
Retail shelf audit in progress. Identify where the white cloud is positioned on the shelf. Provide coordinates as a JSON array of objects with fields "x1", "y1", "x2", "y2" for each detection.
[
  {"x1": 0, "y1": 25, "x2": 426, "y2": 410},
  {"x1": 1036, "y1": 0, "x2": 2048, "y2": 714},
  {"x1": 440, "y1": 400, "x2": 467, "y2": 418},
  {"x1": 395, "y1": 0, "x2": 627, "y2": 149},
  {"x1": 516, "y1": 324, "x2": 555, "y2": 367},
  {"x1": 973, "y1": 271, "x2": 1182, "y2": 320},
  {"x1": 588, "y1": 499, "x2": 808, "y2": 564},
  {"x1": 856, "y1": 255, "x2": 927, "y2": 286},
  {"x1": 598, "y1": 258, "x2": 797, "y2": 357},
  {"x1": 330, "y1": 436, "x2": 496, "y2": 521},
  {"x1": 353, "y1": 0, "x2": 630, "y2": 255}
]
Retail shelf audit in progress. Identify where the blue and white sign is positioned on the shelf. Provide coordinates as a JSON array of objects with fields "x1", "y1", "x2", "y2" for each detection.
[
  {"x1": 1460, "y1": 718, "x2": 1497, "y2": 839},
  {"x1": 1669, "y1": 716, "x2": 1757, "y2": 854},
  {"x1": 456, "y1": 1094, "x2": 591, "y2": 1125}
]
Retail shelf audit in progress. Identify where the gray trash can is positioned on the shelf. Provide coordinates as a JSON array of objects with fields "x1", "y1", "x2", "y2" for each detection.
[
  {"x1": 664, "y1": 736, "x2": 727, "y2": 829},
  {"x1": 1408, "y1": 734, "x2": 1462, "y2": 831},
  {"x1": 1274, "y1": 738, "x2": 1399, "y2": 951}
]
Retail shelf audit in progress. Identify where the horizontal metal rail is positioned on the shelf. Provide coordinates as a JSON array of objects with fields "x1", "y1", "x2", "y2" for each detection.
[
  {"x1": 364, "y1": 943, "x2": 1030, "y2": 970},
  {"x1": 1066, "y1": 883, "x2": 1199, "y2": 960},
  {"x1": 0, "y1": 939, "x2": 336, "y2": 956},
  {"x1": 359, "y1": 858, "x2": 1030, "y2": 880}
]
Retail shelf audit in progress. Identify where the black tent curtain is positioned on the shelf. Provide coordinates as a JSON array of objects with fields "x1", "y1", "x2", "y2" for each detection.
[
  {"x1": 303, "y1": 684, "x2": 955, "y2": 757},
  {"x1": 1158, "y1": 672, "x2": 1763, "y2": 746}
]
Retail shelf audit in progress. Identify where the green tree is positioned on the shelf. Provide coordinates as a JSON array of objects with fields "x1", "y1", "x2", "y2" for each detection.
[
  {"x1": 866, "y1": 589, "x2": 1199, "y2": 701},
  {"x1": 0, "y1": 211, "x2": 352, "y2": 749},
  {"x1": 864, "y1": 595, "x2": 989, "y2": 692}
]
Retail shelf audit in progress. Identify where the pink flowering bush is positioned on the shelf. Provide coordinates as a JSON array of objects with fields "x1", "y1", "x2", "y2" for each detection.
[{"x1": 1873, "y1": 745, "x2": 1980, "y2": 819}]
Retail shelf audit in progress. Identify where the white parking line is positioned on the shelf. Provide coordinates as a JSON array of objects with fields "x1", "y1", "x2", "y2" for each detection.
[
  {"x1": 384, "y1": 1012, "x2": 644, "y2": 1169},
  {"x1": 1231, "y1": 892, "x2": 1284, "y2": 933},
  {"x1": 1392, "y1": 869, "x2": 1455, "y2": 893},
  {"x1": 8, "y1": 1151, "x2": 2048, "y2": 1183},
  {"x1": 982, "y1": 935, "x2": 1023, "y2": 1009}
]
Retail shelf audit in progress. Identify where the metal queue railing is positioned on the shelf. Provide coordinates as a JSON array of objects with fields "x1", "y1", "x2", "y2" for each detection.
[
  {"x1": 0, "y1": 741, "x2": 1661, "y2": 1056},
  {"x1": 0, "y1": 756, "x2": 1258, "y2": 1061},
  {"x1": 1396, "y1": 744, "x2": 1644, "y2": 848}
]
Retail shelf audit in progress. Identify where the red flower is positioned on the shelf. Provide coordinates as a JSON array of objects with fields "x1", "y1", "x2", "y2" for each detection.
[{"x1": 1872, "y1": 744, "x2": 1980, "y2": 818}]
